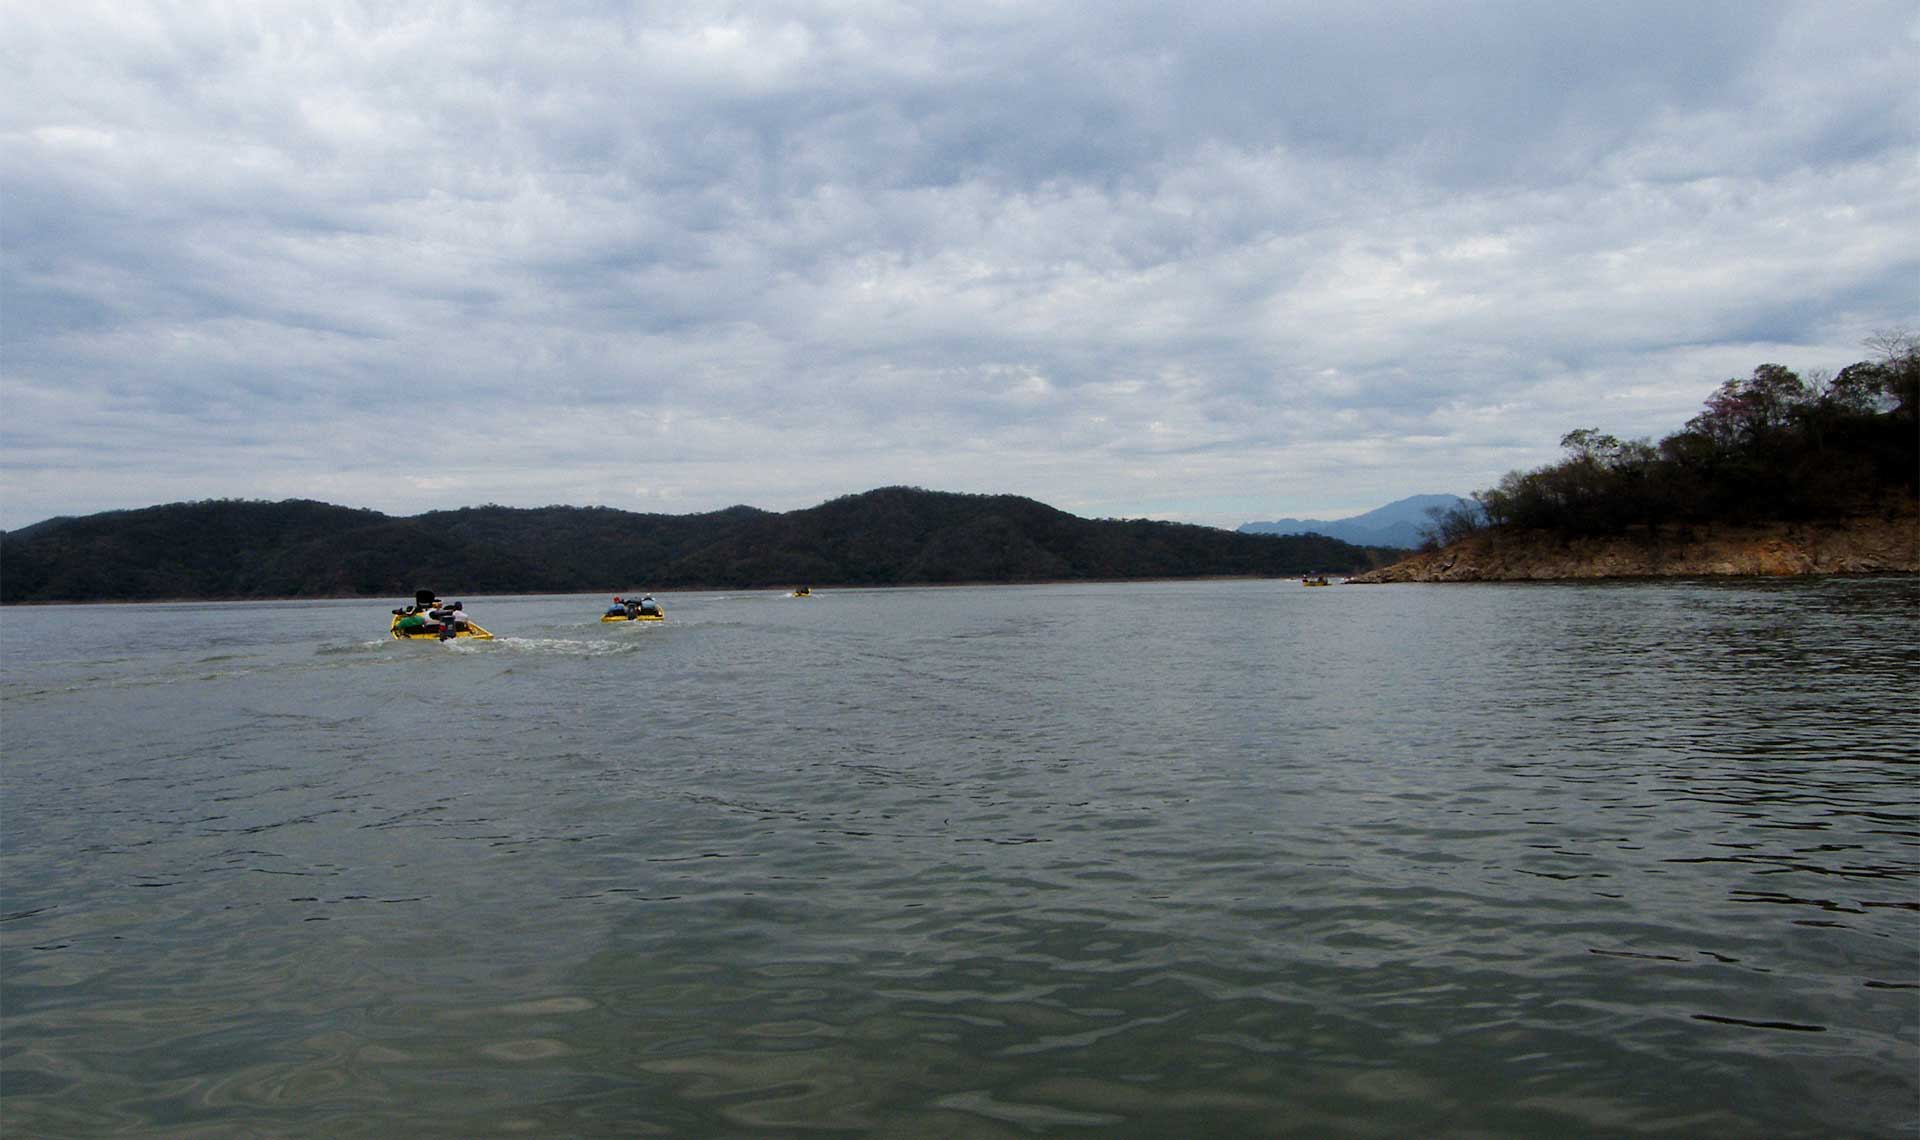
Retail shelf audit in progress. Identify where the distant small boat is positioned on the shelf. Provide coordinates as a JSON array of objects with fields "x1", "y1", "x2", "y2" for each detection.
[
  {"x1": 790, "y1": 586, "x2": 812, "y2": 597},
  {"x1": 1301, "y1": 575, "x2": 1331, "y2": 587},
  {"x1": 390, "y1": 590, "x2": 493, "y2": 639},
  {"x1": 602, "y1": 595, "x2": 664, "y2": 622}
]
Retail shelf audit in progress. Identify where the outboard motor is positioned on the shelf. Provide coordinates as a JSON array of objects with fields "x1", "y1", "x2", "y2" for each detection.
[{"x1": 415, "y1": 588, "x2": 436, "y2": 608}]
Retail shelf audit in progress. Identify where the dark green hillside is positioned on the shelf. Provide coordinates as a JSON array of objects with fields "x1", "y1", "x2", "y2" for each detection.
[
  {"x1": 0, "y1": 488, "x2": 1388, "y2": 602},
  {"x1": 0, "y1": 500, "x2": 402, "y2": 602},
  {"x1": 417, "y1": 504, "x2": 771, "y2": 590},
  {"x1": 610, "y1": 487, "x2": 1380, "y2": 588}
]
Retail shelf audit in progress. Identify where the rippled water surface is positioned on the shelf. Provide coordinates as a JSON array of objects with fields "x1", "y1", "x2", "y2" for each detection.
[{"x1": 3, "y1": 579, "x2": 1916, "y2": 1137}]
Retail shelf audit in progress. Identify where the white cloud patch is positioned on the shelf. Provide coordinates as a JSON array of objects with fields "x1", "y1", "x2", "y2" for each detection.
[{"x1": 2, "y1": 0, "x2": 1914, "y2": 528}]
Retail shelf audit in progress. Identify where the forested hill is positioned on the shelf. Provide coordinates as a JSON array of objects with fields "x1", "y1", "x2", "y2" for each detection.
[
  {"x1": 0, "y1": 487, "x2": 1388, "y2": 602},
  {"x1": 1360, "y1": 347, "x2": 1920, "y2": 582}
]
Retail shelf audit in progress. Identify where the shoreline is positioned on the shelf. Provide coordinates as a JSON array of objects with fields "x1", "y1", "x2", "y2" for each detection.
[
  {"x1": 10, "y1": 566, "x2": 1918, "y2": 606},
  {"x1": 1348, "y1": 513, "x2": 1919, "y2": 583},
  {"x1": 0, "y1": 572, "x2": 1342, "y2": 607}
]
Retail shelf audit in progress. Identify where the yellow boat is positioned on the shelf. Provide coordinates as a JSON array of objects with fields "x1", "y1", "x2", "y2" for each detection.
[
  {"x1": 390, "y1": 614, "x2": 493, "y2": 640},
  {"x1": 602, "y1": 595, "x2": 664, "y2": 621},
  {"x1": 1301, "y1": 576, "x2": 1331, "y2": 587},
  {"x1": 790, "y1": 586, "x2": 812, "y2": 597},
  {"x1": 389, "y1": 590, "x2": 494, "y2": 639}
]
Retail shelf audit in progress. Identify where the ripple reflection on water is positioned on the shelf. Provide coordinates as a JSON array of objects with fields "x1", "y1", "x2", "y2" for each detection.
[{"x1": 1, "y1": 580, "x2": 1915, "y2": 1137}]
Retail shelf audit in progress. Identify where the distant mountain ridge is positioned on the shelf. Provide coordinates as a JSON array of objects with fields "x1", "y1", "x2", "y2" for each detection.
[
  {"x1": 0, "y1": 487, "x2": 1398, "y2": 603},
  {"x1": 1238, "y1": 494, "x2": 1468, "y2": 549}
]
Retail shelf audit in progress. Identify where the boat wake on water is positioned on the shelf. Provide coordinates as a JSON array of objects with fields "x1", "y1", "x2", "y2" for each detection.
[
  {"x1": 351, "y1": 636, "x2": 648, "y2": 660},
  {"x1": 485, "y1": 636, "x2": 647, "y2": 657},
  {"x1": 324, "y1": 640, "x2": 404, "y2": 655}
]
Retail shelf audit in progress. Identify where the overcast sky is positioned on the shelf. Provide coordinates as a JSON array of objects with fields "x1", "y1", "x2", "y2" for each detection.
[{"x1": 3, "y1": 1, "x2": 1914, "y2": 531}]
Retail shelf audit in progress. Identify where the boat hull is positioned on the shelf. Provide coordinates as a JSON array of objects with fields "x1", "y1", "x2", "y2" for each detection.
[
  {"x1": 601, "y1": 613, "x2": 665, "y2": 622},
  {"x1": 390, "y1": 615, "x2": 494, "y2": 640}
]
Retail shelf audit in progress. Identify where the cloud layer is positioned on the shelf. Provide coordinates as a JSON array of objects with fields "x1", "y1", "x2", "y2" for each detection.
[{"x1": 4, "y1": 1, "x2": 1915, "y2": 529}]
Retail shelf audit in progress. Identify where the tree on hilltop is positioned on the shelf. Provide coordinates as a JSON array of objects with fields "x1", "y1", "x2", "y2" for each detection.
[{"x1": 1439, "y1": 336, "x2": 1917, "y2": 544}]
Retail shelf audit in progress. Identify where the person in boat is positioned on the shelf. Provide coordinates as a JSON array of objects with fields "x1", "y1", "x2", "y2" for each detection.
[
  {"x1": 393, "y1": 589, "x2": 438, "y2": 616},
  {"x1": 430, "y1": 599, "x2": 464, "y2": 635},
  {"x1": 606, "y1": 596, "x2": 628, "y2": 618},
  {"x1": 393, "y1": 589, "x2": 443, "y2": 634},
  {"x1": 636, "y1": 594, "x2": 659, "y2": 616},
  {"x1": 445, "y1": 602, "x2": 471, "y2": 633}
]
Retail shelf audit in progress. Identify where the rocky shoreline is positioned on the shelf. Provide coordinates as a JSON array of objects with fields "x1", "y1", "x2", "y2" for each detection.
[{"x1": 1347, "y1": 513, "x2": 1919, "y2": 582}]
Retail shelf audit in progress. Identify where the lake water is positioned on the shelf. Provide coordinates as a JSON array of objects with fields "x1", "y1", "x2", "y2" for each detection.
[{"x1": 2, "y1": 578, "x2": 1915, "y2": 1138}]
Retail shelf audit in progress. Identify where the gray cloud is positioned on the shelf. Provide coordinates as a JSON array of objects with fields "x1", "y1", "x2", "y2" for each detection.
[{"x1": 3, "y1": 0, "x2": 1914, "y2": 529}]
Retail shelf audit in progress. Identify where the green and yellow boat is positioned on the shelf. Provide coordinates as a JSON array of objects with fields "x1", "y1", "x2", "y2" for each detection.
[{"x1": 390, "y1": 590, "x2": 494, "y2": 640}]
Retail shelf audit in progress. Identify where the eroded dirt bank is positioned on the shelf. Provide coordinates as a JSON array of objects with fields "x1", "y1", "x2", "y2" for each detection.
[{"x1": 1348, "y1": 513, "x2": 1919, "y2": 582}]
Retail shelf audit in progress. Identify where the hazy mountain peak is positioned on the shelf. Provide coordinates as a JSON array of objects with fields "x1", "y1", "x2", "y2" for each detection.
[{"x1": 1238, "y1": 494, "x2": 1469, "y2": 549}]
